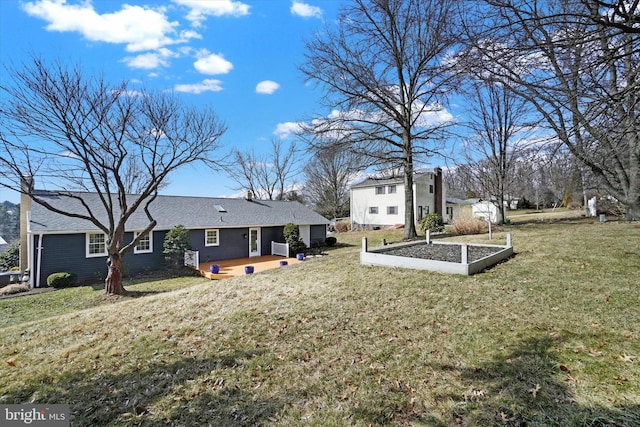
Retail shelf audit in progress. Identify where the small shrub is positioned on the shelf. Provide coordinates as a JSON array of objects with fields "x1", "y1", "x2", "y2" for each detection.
[
  {"x1": 325, "y1": 236, "x2": 337, "y2": 246},
  {"x1": 334, "y1": 220, "x2": 351, "y2": 233},
  {"x1": 0, "y1": 242, "x2": 19, "y2": 272},
  {"x1": 420, "y1": 213, "x2": 445, "y2": 233},
  {"x1": 47, "y1": 272, "x2": 78, "y2": 288},
  {"x1": 451, "y1": 215, "x2": 488, "y2": 235},
  {"x1": 283, "y1": 223, "x2": 307, "y2": 257},
  {"x1": 163, "y1": 225, "x2": 192, "y2": 269}
]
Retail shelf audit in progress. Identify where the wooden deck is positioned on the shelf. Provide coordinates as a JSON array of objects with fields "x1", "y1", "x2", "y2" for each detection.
[{"x1": 197, "y1": 255, "x2": 302, "y2": 280}]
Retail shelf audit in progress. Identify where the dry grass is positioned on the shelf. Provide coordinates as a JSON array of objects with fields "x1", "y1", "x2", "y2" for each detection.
[
  {"x1": 449, "y1": 215, "x2": 488, "y2": 235},
  {"x1": 0, "y1": 283, "x2": 30, "y2": 296},
  {"x1": 1, "y1": 218, "x2": 639, "y2": 426}
]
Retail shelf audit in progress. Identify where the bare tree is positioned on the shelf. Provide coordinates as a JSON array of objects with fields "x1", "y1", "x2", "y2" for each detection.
[
  {"x1": 303, "y1": 144, "x2": 359, "y2": 219},
  {"x1": 457, "y1": 80, "x2": 541, "y2": 223},
  {"x1": 300, "y1": 0, "x2": 459, "y2": 238},
  {"x1": 461, "y1": 0, "x2": 640, "y2": 219},
  {"x1": 0, "y1": 57, "x2": 227, "y2": 294},
  {"x1": 226, "y1": 138, "x2": 298, "y2": 200}
]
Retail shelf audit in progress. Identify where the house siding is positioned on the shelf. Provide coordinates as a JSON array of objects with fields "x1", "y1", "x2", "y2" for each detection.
[
  {"x1": 310, "y1": 225, "x2": 327, "y2": 244},
  {"x1": 35, "y1": 234, "x2": 108, "y2": 285}
]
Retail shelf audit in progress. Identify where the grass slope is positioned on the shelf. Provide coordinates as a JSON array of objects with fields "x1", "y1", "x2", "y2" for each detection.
[{"x1": 1, "y1": 219, "x2": 639, "y2": 426}]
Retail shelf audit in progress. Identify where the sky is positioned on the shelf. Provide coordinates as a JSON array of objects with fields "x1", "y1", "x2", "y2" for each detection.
[{"x1": 0, "y1": 0, "x2": 348, "y2": 204}]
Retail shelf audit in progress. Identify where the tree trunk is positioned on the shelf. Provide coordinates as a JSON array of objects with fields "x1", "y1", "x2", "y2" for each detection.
[
  {"x1": 105, "y1": 252, "x2": 125, "y2": 295},
  {"x1": 403, "y1": 154, "x2": 417, "y2": 239}
]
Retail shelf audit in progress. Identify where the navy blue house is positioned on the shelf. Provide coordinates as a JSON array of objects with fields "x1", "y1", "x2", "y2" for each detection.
[{"x1": 21, "y1": 191, "x2": 329, "y2": 287}]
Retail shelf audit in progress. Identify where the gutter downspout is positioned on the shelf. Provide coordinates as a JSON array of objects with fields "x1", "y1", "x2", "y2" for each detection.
[
  {"x1": 36, "y1": 234, "x2": 43, "y2": 288},
  {"x1": 25, "y1": 211, "x2": 34, "y2": 289}
]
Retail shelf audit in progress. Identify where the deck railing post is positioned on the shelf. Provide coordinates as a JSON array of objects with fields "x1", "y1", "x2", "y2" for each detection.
[
  {"x1": 362, "y1": 237, "x2": 368, "y2": 253},
  {"x1": 461, "y1": 243, "x2": 468, "y2": 264}
]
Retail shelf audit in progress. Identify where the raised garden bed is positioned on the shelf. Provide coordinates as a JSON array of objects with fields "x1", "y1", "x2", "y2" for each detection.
[{"x1": 360, "y1": 234, "x2": 513, "y2": 275}]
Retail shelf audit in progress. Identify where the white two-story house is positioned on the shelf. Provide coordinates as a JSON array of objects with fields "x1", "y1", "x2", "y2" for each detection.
[{"x1": 350, "y1": 168, "x2": 446, "y2": 229}]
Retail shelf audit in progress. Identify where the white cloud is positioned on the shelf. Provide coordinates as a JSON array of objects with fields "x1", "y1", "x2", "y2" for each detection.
[
  {"x1": 290, "y1": 1, "x2": 322, "y2": 19},
  {"x1": 174, "y1": 79, "x2": 223, "y2": 94},
  {"x1": 22, "y1": 0, "x2": 180, "y2": 52},
  {"x1": 193, "y1": 50, "x2": 233, "y2": 75},
  {"x1": 273, "y1": 121, "x2": 303, "y2": 138},
  {"x1": 172, "y1": 0, "x2": 250, "y2": 26},
  {"x1": 256, "y1": 80, "x2": 280, "y2": 94}
]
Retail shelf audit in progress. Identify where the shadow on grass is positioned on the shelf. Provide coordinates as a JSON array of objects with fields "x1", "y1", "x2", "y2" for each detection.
[
  {"x1": 3, "y1": 348, "x2": 285, "y2": 426},
  {"x1": 432, "y1": 335, "x2": 639, "y2": 426}
]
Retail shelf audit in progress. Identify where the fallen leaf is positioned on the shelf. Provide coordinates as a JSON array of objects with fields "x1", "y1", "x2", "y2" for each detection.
[
  {"x1": 620, "y1": 353, "x2": 635, "y2": 363},
  {"x1": 6, "y1": 359, "x2": 16, "y2": 367},
  {"x1": 559, "y1": 364, "x2": 570, "y2": 373},
  {"x1": 589, "y1": 348, "x2": 603, "y2": 357},
  {"x1": 529, "y1": 383, "x2": 541, "y2": 398}
]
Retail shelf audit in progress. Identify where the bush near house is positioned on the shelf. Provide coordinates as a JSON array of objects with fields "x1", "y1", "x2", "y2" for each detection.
[
  {"x1": 163, "y1": 225, "x2": 192, "y2": 269},
  {"x1": 450, "y1": 215, "x2": 488, "y2": 235},
  {"x1": 46, "y1": 272, "x2": 78, "y2": 288},
  {"x1": 420, "y1": 213, "x2": 445, "y2": 233},
  {"x1": 283, "y1": 223, "x2": 307, "y2": 257},
  {"x1": 0, "y1": 242, "x2": 19, "y2": 272}
]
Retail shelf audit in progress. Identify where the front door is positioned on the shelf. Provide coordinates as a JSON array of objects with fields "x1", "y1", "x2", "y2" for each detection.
[{"x1": 249, "y1": 228, "x2": 260, "y2": 257}]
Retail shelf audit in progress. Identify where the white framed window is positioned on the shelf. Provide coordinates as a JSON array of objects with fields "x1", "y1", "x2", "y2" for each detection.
[
  {"x1": 205, "y1": 229, "x2": 219, "y2": 246},
  {"x1": 134, "y1": 231, "x2": 152, "y2": 254},
  {"x1": 369, "y1": 206, "x2": 379, "y2": 214},
  {"x1": 388, "y1": 185, "x2": 397, "y2": 194},
  {"x1": 86, "y1": 232, "x2": 107, "y2": 258},
  {"x1": 387, "y1": 206, "x2": 398, "y2": 215},
  {"x1": 375, "y1": 186, "x2": 385, "y2": 195},
  {"x1": 429, "y1": 184, "x2": 434, "y2": 194}
]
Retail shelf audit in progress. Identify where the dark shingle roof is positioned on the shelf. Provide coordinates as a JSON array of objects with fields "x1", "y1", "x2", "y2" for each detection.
[
  {"x1": 351, "y1": 171, "x2": 435, "y2": 189},
  {"x1": 29, "y1": 192, "x2": 329, "y2": 234}
]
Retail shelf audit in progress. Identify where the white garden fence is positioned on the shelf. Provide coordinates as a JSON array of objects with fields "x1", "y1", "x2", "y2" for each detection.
[{"x1": 271, "y1": 241, "x2": 289, "y2": 257}]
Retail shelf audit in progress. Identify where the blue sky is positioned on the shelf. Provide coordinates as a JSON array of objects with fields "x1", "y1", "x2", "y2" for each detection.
[{"x1": 0, "y1": 0, "x2": 347, "y2": 204}]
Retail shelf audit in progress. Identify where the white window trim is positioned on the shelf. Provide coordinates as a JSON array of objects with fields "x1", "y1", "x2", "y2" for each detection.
[
  {"x1": 86, "y1": 232, "x2": 107, "y2": 258},
  {"x1": 134, "y1": 231, "x2": 153, "y2": 254},
  {"x1": 375, "y1": 186, "x2": 385, "y2": 195},
  {"x1": 205, "y1": 229, "x2": 220, "y2": 247},
  {"x1": 387, "y1": 206, "x2": 398, "y2": 215}
]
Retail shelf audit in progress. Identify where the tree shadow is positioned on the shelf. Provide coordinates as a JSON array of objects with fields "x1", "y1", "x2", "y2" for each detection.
[
  {"x1": 2, "y1": 348, "x2": 285, "y2": 426},
  {"x1": 433, "y1": 335, "x2": 639, "y2": 426}
]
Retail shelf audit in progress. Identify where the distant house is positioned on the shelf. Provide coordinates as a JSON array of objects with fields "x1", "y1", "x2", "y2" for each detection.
[
  {"x1": 472, "y1": 200, "x2": 500, "y2": 224},
  {"x1": 20, "y1": 191, "x2": 329, "y2": 287},
  {"x1": 350, "y1": 168, "x2": 446, "y2": 228},
  {"x1": 445, "y1": 198, "x2": 474, "y2": 222}
]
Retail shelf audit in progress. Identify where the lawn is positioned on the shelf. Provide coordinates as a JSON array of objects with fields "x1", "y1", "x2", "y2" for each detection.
[{"x1": 1, "y1": 218, "x2": 639, "y2": 426}]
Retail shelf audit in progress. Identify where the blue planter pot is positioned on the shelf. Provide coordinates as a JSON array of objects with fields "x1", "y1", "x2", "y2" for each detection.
[
  {"x1": 245, "y1": 266, "x2": 254, "y2": 274},
  {"x1": 296, "y1": 253, "x2": 305, "y2": 261},
  {"x1": 279, "y1": 260, "x2": 288, "y2": 267},
  {"x1": 210, "y1": 264, "x2": 220, "y2": 274}
]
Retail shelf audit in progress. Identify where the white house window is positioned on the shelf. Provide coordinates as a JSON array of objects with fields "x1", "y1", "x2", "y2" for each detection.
[
  {"x1": 86, "y1": 232, "x2": 107, "y2": 258},
  {"x1": 387, "y1": 206, "x2": 398, "y2": 215},
  {"x1": 388, "y1": 185, "x2": 397, "y2": 194},
  {"x1": 429, "y1": 184, "x2": 434, "y2": 194},
  {"x1": 369, "y1": 206, "x2": 379, "y2": 214},
  {"x1": 205, "y1": 229, "x2": 219, "y2": 246},
  {"x1": 134, "y1": 231, "x2": 152, "y2": 254},
  {"x1": 375, "y1": 186, "x2": 385, "y2": 195}
]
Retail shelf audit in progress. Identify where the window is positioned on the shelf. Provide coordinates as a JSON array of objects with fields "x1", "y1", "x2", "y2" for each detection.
[
  {"x1": 134, "y1": 231, "x2": 152, "y2": 254},
  {"x1": 387, "y1": 206, "x2": 398, "y2": 215},
  {"x1": 388, "y1": 185, "x2": 397, "y2": 194},
  {"x1": 375, "y1": 186, "x2": 385, "y2": 195},
  {"x1": 205, "y1": 229, "x2": 219, "y2": 246},
  {"x1": 86, "y1": 233, "x2": 107, "y2": 257},
  {"x1": 369, "y1": 207, "x2": 379, "y2": 214},
  {"x1": 429, "y1": 184, "x2": 434, "y2": 194}
]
